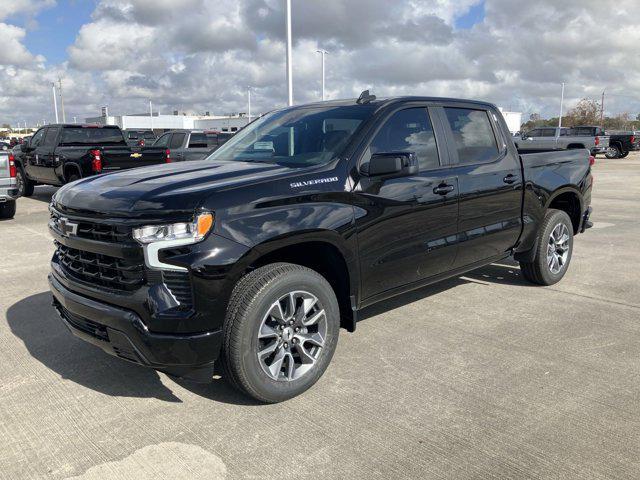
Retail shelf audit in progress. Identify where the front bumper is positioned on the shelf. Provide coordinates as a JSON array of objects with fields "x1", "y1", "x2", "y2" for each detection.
[{"x1": 49, "y1": 273, "x2": 223, "y2": 381}]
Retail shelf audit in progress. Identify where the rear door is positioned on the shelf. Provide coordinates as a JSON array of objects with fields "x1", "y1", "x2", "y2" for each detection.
[
  {"x1": 354, "y1": 105, "x2": 459, "y2": 300},
  {"x1": 539, "y1": 128, "x2": 558, "y2": 150},
  {"x1": 438, "y1": 105, "x2": 523, "y2": 268},
  {"x1": 184, "y1": 132, "x2": 213, "y2": 161},
  {"x1": 169, "y1": 132, "x2": 187, "y2": 161}
]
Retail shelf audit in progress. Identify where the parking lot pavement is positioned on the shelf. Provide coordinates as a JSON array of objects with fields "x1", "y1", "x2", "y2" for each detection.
[{"x1": 1, "y1": 154, "x2": 640, "y2": 480}]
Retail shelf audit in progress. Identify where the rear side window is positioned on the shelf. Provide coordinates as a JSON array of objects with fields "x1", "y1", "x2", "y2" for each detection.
[
  {"x1": 170, "y1": 133, "x2": 185, "y2": 149},
  {"x1": 540, "y1": 129, "x2": 556, "y2": 137},
  {"x1": 60, "y1": 127, "x2": 126, "y2": 145},
  {"x1": 444, "y1": 107, "x2": 499, "y2": 165},
  {"x1": 188, "y1": 133, "x2": 211, "y2": 148},
  {"x1": 127, "y1": 132, "x2": 139, "y2": 139},
  {"x1": 43, "y1": 128, "x2": 60, "y2": 147},
  {"x1": 154, "y1": 133, "x2": 171, "y2": 148},
  {"x1": 369, "y1": 108, "x2": 439, "y2": 171}
]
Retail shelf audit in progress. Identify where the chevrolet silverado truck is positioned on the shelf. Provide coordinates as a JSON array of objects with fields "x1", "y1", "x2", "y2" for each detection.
[
  {"x1": 14, "y1": 124, "x2": 168, "y2": 197},
  {"x1": 0, "y1": 151, "x2": 18, "y2": 219},
  {"x1": 605, "y1": 131, "x2": 635, "y2": 158},
  {"x1": 515, "y1": 126, "x2": 609, "y2": 155},
  {"x1": 48, "y1": 93, "x2": 593, "y2": 403},
  {"x1": 152, "y1": 130, "x2": 233, "y2": 162}
]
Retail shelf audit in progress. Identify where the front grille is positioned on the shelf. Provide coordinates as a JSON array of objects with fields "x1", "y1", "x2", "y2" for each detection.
[
  {"x1": 162, "y1": 271, "x2": 194, "y2": 308},
  {"x1": 55, "y1": 242, "x2": 145, "y2": 291},
  {"x1": 58, "y1": 304, "x2": 109, "y2": 342},
  {"x1": 50, "y1": 211, "x2": 131, "y2": 243}
]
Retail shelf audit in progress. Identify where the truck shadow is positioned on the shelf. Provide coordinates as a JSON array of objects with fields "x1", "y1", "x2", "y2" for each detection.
[
  {"x1": 23, "y1": 186, "x2": 58, "y2": 204},
  {"x1": 6, "y1": 292, "x2": 257, "y2": 405}
]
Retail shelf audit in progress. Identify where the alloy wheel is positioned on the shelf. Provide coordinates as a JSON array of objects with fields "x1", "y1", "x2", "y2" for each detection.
[
  {"x1": 547, "y1": 223, "x2": 570, "y2": 274},
  {"x1": 257, "y1": 290, "x2": 327, "y2": 382}
]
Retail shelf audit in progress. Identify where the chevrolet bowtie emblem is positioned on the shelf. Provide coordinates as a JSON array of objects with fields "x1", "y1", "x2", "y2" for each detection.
[
  {"x1": 58, "y1": 217, "x2": 78, "y2": 237},
  {"x1": 130, "y1": 153, "x2": 142, "y2": 158}
]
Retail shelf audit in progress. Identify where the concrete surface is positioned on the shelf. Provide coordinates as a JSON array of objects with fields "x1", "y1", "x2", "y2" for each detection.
[{"x1": 1, "y1": 154, "x2": 639, "y2": 479}]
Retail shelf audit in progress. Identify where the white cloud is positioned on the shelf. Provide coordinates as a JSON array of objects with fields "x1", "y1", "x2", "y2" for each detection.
[
  {"x1": 1, "y1": 0, "x2": 640, "y2": 126},
  {"x1": 0, "y1": 0, "x2": 55, "y2": 21}
]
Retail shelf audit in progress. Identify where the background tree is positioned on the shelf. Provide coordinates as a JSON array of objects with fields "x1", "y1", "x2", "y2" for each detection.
[{"x1": 566, "y1": 98, "x2": 600, "y2": 125}]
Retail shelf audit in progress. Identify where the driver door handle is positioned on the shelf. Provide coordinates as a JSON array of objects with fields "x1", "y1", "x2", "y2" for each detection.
[
  {"x1": 503, "y1": 174, "x2": 518, "y2": 184},
  {"x1": 433, "y1": 184, "x2": 455, "y2": 195}
]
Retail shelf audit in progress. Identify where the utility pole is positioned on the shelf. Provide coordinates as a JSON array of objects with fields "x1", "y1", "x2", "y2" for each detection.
[
  {"x1": 558, "y1": 82, "x2": 565, "y2": 128},
  {"x1": 600, "y1": 89, "x2": 605, "y2": 128},
  {"x1": 73, "y1": 116, "x2": 77, "y2": 124},
  {"x1": 149, "y1": 100, "x2": 153, "y2": 131},
  {"x1": 285, "y1": 0, "x2": 293, "y2": 106},
  {"x1": 58, "y1": 77, "x2": 66, "y2": 123},
  {"x1": 52, "y1": 82, "x2": 59, "y2": 123},
  {"x1": 316, "y1": 49, "x2": 328, "y2": 101}
]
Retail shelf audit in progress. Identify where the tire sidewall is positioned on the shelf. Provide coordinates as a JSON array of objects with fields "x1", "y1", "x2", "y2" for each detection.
[
  {"x1": 537, "y1": 210, "x2": 574, "y2": 285},
  {"x1": 16, "y1": 169, "x2": 25, "y2": 197},
  {"x1": 237, "y1": 269, "x2": 340, "y2": 402}
]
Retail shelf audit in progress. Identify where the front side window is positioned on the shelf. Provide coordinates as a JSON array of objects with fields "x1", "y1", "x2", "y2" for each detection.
[
  {"x1": 444, "y1": 107, "x2": 499, "y2": 165},
  {"x1": 369, "y1": 108, "x2": 439, "y2": 171},
  {"x1": 30, "y1": 128, "x2": 45, "y2": 147},
  {"x1": 207, "y1": 105, "x2": 375, "y2": 167}
]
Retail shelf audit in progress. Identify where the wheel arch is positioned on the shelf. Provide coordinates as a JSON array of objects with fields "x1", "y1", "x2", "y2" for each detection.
[
  {"x1": 63, "y1": 162, "x2": 82, "y2": 183},
  {"x1": 234, "y1": 231, "x2": 358, "y2": 332},
  {"x1": 545, "y1": 187, "x2": 583, "y2": 234}
]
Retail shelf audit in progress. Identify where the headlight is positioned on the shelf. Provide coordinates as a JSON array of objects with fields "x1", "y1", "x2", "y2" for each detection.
[{"x1": 133, "y1": 212, "x2": 214, "y2": 245}]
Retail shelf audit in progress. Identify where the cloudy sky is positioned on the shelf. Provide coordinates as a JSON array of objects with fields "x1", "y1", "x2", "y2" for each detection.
[{"x1": 1, "y1": 0, "x2": 639, "y2": 127}]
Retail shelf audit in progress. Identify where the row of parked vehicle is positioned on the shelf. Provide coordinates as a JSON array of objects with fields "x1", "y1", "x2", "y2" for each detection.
[
  {"x1": 0, "y1": 124, "x2": 235, "y2": 220},
  {"x1": 514, "y1": 125, "x2": 640, "y2": 159}
]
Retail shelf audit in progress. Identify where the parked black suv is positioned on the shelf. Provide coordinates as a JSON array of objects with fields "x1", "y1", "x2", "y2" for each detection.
[{"x1": 49, "y1": 94, "x2": 593, "y2": 402}]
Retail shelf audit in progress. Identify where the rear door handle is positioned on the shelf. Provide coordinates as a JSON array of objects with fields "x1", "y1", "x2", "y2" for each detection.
[
  {"x1": 433, "y1": 184, "x2": 455, "y2": 195},
  {"x1": 503, "y1": 174, "x2": 518, "y2": 184}
]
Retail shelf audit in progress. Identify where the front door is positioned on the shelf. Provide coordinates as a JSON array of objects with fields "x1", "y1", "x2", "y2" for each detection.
[
  {"x1": 353, "y1": 106, "x2": 459, "y2": 300},
  {"x1": 23, "y1": 128, "x2": 46, "y2": 180},
  {"x1": 438, "y1": 105, "x2": 523, "y2": 268}
]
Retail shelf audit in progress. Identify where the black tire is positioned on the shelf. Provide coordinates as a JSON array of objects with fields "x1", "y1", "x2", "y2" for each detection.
[
  {"x1": 619, "y1": 150, "x2": 629, "y2": 158},
  {"x1": 605, "y1": 145, "x2": 621, "y2": 159},
  {"x1": 519, "y1": 209, "x2": 574, "y2": 286},
  {"x1": 66, "y1": 173, "x2": 80, "y2": 183},
  {"x1": 221, "y1": 263, "x2": 340, "y2": 403},
  {"x1": 16, "y1": 168, "x2": 34, "y2": 197},
  {"x1": 0, "y1": 200, "x2": 16, "y2": 219}
]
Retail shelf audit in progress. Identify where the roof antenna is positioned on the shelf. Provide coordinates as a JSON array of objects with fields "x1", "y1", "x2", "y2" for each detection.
[{"x1": 356, "y1": 90, "x2": 376, "y2": 105}]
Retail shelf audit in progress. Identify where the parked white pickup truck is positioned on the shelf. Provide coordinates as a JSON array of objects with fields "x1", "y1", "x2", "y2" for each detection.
[
  {"x1": 515, "y1": 126, "x2": 609, "y2": 156},
  {"x1": 0, "y1": 152, "x2": 18, "y2": 219}
]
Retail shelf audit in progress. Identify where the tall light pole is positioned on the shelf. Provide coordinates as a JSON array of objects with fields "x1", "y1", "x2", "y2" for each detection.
[
  {"x1": 52, "y1": 82, "x2": 59, "y2": 123},
  {"x1": 149, "y1": 100, "x2": 153, "y2": 131},
  {"x1": 558, "y1": 82, "x2": 565, "y2": 128},
  {"x1": 316, "y1": 49, "x2": 328, "y2": 101},
  {"x1": 58, "y1": 77, "x2": 66, "y2": 123},
  {"x1": 600, "y1": 89, "x2": 605, "y2": 128},
  {"x1": 247, "y1": 87, "x2": 252, "y2": 122},
  {"x1": 285, "y1": 0, "x2": 293, "y2": 106}
]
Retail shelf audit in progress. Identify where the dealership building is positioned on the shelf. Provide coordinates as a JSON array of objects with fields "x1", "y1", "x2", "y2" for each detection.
[{"x1": 84, "y1": 111, "x2": 251, "y2": 133}]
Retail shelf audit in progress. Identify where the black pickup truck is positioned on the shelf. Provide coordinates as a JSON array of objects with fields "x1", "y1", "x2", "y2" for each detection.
[
  {"x1": 14, "y1": 124, "x2": 167, "y2": 197},
  {"x1": 48, "y1": 94, "x2": 593, "y2": 403},
  {"x1": 605, "y1": 130, "x2": 636, "y2": 158}
]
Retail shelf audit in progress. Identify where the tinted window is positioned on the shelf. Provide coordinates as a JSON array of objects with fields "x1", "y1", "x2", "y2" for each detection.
[
  {"x1": 127, "y1": 132, "x2": 139, "y2": 139},
  {"x1": 30, "y1": 129, "x2": 45, "y2": 147},
  {"x1": 60, "y1": 127, "x2": 125, "y2": 145},
  {"x1": 528, "y1": 129, "x2": 542, "y2": 137},
  {"x1": 369, "y1": 108, "x2": 439, "y2": 170},
  {"x1": 143, "y1": 131, "x2": 156, "y2": 139},
  {"x1": 43, "y1": 128, "x2": 60, "y2": 147},
  {"x1": 154, "y1": 133, "x2": 171, "y2": 148},
  {"x1": 541, "y1": 128, "x2": 556, "y2": 137},
  {"x1": 170, "y1": 133, "x2": 186, "y2": 149},
  {"x1": 569, "y1": 127, "x2": 593, "y2": 136},
  {"x1": 188, "y1": 133, "x2": 210, "y2": 148},
  {"x1": 444, "y1": 108, "x2": 499, "y2": 164}
]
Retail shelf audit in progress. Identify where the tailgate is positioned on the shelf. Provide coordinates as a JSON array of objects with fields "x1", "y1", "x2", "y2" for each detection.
[
  {"x1": 102, "y1": 147, "x2": 167, "y2": 171},
  {"x1": 598, "y1": 135, "x2": 610, "y2": 148},
  {"x1": 0, "y1": 153, "x2": 10, "y2": 179}
]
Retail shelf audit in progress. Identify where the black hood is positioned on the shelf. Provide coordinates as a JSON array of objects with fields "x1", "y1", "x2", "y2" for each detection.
[{"x1": 53, "y1": 160, "x2": 296, "y2": 218}]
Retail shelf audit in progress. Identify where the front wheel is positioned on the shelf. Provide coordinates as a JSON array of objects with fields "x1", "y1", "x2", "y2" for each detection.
[
  {"x1": 519, "y1": 209, "x2": 574, "y2": 286},
  {"x1": 16, "y1": 168, "x2": 34, "y2": 197},
  {"x1": 221, "y1": 263, "x2": 340, "y2": 403},
  {"x1": 605, "y1": 146, "x2": 621, "y2": 159}
]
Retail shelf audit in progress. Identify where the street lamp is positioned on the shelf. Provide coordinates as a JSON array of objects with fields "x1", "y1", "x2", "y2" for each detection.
[
  {"x1": 285, "y1": 0, "x2": 293, "y2": 106},
  {"x1": 247, "y1": 86, "x2": 252, "y2": 122},
  {"x1": 316, "y1": 49, "x2": 329, "y2": 101}
]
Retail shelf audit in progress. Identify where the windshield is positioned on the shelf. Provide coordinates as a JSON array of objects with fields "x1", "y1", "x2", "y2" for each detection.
[{"x1": 206, "y1": 105, "x2": 375, "y2": 167}]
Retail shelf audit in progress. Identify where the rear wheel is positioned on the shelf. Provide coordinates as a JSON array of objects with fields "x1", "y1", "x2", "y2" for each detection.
[
  {"x1": 66, "y1": 173, "x2": 80, "y2": 183},
  {"x1": 221, "y1": 263, "x2": 340, "y2": 403},
  {"x1": 619, "y1": 150, "x2": 629, "y2": 158},
  {"x1": 519, "y1": 209, "x2": 574, "y2": 286},
  {"x1": 16, "y1": 168, "x2": 34, "y2": 197},
  {"x1": 0, "y1": 200, "x2": 16, "y2": 219}
]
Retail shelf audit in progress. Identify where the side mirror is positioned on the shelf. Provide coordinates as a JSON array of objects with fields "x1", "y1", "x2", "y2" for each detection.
[
  {"x1": 520, "y1": 132, "x2": 528, "y2": 139},
  {"x1": 361, "y1": 152, "x2": 418, "y2": 178}
]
